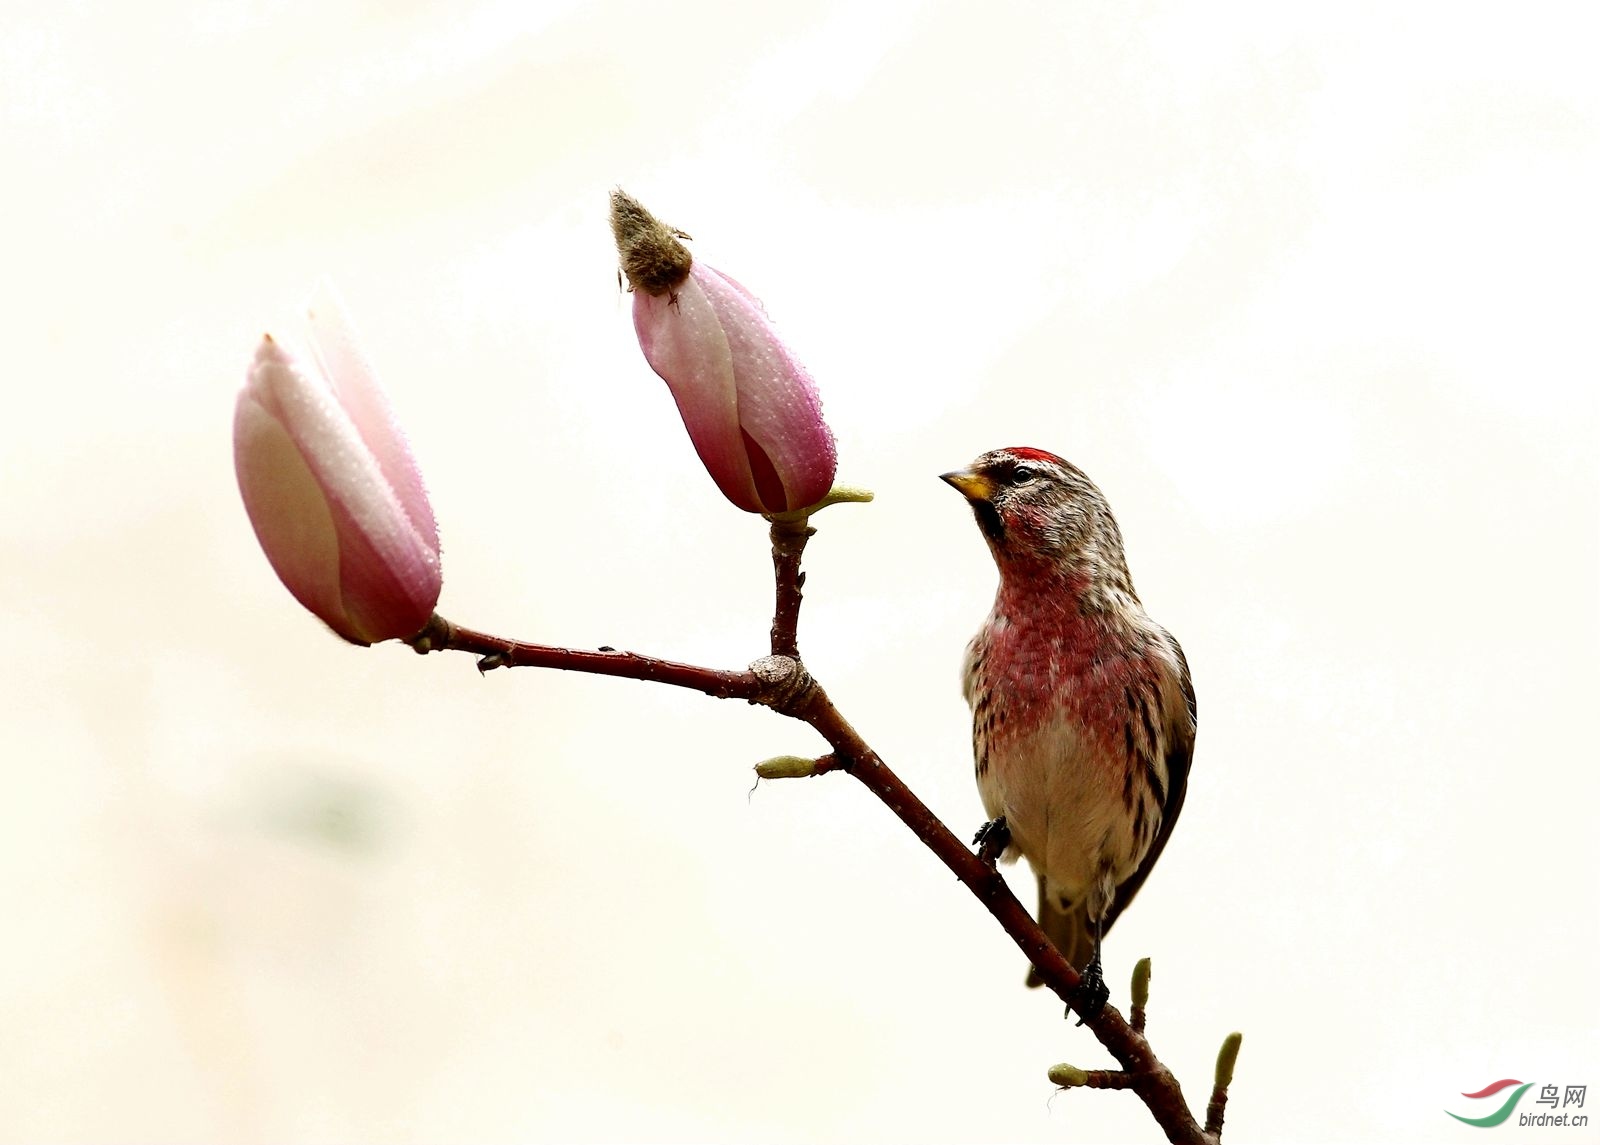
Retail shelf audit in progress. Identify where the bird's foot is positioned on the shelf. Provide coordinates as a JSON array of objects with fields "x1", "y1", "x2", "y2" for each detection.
[
  {"x1": 1065, "y1": 955, "x2": 1109, "y2": 1025},
  {"x1": 972, "y1": 816, "x2": 1011, "y2": 867}
]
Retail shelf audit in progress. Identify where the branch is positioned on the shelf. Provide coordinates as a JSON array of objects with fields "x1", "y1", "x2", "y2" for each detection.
[
  {"x1": 1205, "y1": 1032, "x2": 1244, "y2": 1138},
  {"x1": 407, "y1": 518, "x2": 1236, "y2": 1143},
  {"x1": 1048, "y1": 1064, "x2": 1135, "y2": 1090},
  {"x1": 409, "y1": 615, "x2": 761, "y2": 702},
  {"x1": 754, "y1": 753, "x2": 840, "y2": 779},
  {"x1": 1130, "y1": 956, "x2": 1151, "y2": 1034},
  {"x1": 776, "y1": 681, "x2": 1217, "y2": 1142}
]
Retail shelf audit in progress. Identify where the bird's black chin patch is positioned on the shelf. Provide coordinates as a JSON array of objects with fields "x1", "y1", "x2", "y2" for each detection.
[{"x1": 971, "y1": 499, "x2": 1005, "y2": 542}]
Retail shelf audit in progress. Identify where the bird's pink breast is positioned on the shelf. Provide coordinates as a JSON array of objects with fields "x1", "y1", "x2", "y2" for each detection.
[{"x1": 977, "y1": 590, "x2": 1141, "y2": 757}]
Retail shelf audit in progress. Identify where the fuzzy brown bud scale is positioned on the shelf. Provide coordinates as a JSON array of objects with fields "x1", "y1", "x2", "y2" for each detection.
[{"x1": 610, "y1": 189, "x2": 693, "y2": 297}]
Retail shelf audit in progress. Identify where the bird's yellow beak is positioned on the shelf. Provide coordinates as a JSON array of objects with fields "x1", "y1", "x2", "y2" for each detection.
[{"x1": 941, "y1": 469, "x2": 997, "y2": 502}]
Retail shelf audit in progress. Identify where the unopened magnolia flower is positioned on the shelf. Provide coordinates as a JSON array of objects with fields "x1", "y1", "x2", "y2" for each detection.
[
  {"x1": 610, "y1": 190, "x2": 837, "y2": 514},
  {"x1": 233, "y1": 286, "x2": 442, "y2": 645}
]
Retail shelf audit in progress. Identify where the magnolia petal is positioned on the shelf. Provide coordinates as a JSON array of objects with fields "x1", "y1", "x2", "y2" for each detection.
[
  {"x1": 234, "y1": 385, "x2": 356, "y2": 639},
  {"x1": 236, "y1": 333, "x2": 441, "y2": 644},
  {"x1": 633, "y1": 274, "x2": 764, "y2": 512},
  {"x1": 693, "y1": 265, "x2": 837, "y2": 511},
  {"x1": 304, "y1": 283, "x2": 439, "y2": 554}
]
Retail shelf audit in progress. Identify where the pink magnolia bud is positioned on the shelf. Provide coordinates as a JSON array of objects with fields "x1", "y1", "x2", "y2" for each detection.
[
  {"x1": 610, "y1": 190, "x2": 837, "y2": 514},
  {"x1": 233, "y1": 286, "x2": 442, "y2": 645}
]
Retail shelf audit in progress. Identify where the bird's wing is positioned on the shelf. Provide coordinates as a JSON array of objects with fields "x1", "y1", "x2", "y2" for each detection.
[{"x1": 1103, "y1": 636, "x2": 1196, "y2": 936}]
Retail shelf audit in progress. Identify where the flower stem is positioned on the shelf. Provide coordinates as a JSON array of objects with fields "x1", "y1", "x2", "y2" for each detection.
[{"x1": 768, "y1": 518, "x2": 813, "y2": 658}]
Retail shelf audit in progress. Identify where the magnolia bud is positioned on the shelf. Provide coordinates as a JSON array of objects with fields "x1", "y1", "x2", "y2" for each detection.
[
  {"x1": 610, "y1": 190, "x2": 837, "y2": 514},
  {"x1": 1047, "y1": 1064, "x2": 1091, "y2": 1088},
  {"x1": 233, "y1": 285, "x2": 442, "y2": 645}
]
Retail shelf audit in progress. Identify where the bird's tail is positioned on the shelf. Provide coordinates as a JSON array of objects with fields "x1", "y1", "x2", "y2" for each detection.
[{"x1": 1025, "y1": 878, "x2": 1095, "y2": 988}]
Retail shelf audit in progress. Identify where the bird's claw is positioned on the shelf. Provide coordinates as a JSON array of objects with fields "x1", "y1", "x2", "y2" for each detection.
[
  {"x1": 1066, "y1": 955, "x2": 1109, "y2": 1025},
  {"x1": 972, "y1": 816, "x2": 1011, "y2": 867}
]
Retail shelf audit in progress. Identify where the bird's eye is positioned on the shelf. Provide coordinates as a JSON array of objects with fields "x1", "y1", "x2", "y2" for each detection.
[{"x1": 1011, "y1": 465, "x2": 1038, "y2": 485}]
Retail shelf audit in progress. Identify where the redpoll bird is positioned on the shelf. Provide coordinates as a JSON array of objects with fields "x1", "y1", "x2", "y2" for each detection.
[{"x1": 943, "y1": 448, "x2": 1195, "y2": 1015}]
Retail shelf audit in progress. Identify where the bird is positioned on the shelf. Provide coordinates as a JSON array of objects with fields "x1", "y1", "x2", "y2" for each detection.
[{"x1": 942, "y1": 447, "x2": 1195, "y2": 1016}]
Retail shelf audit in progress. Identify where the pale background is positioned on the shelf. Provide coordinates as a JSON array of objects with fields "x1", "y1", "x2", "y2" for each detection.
[{"x1": 2, "y1": 2, "x2": 1595, "y2": 1142}]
